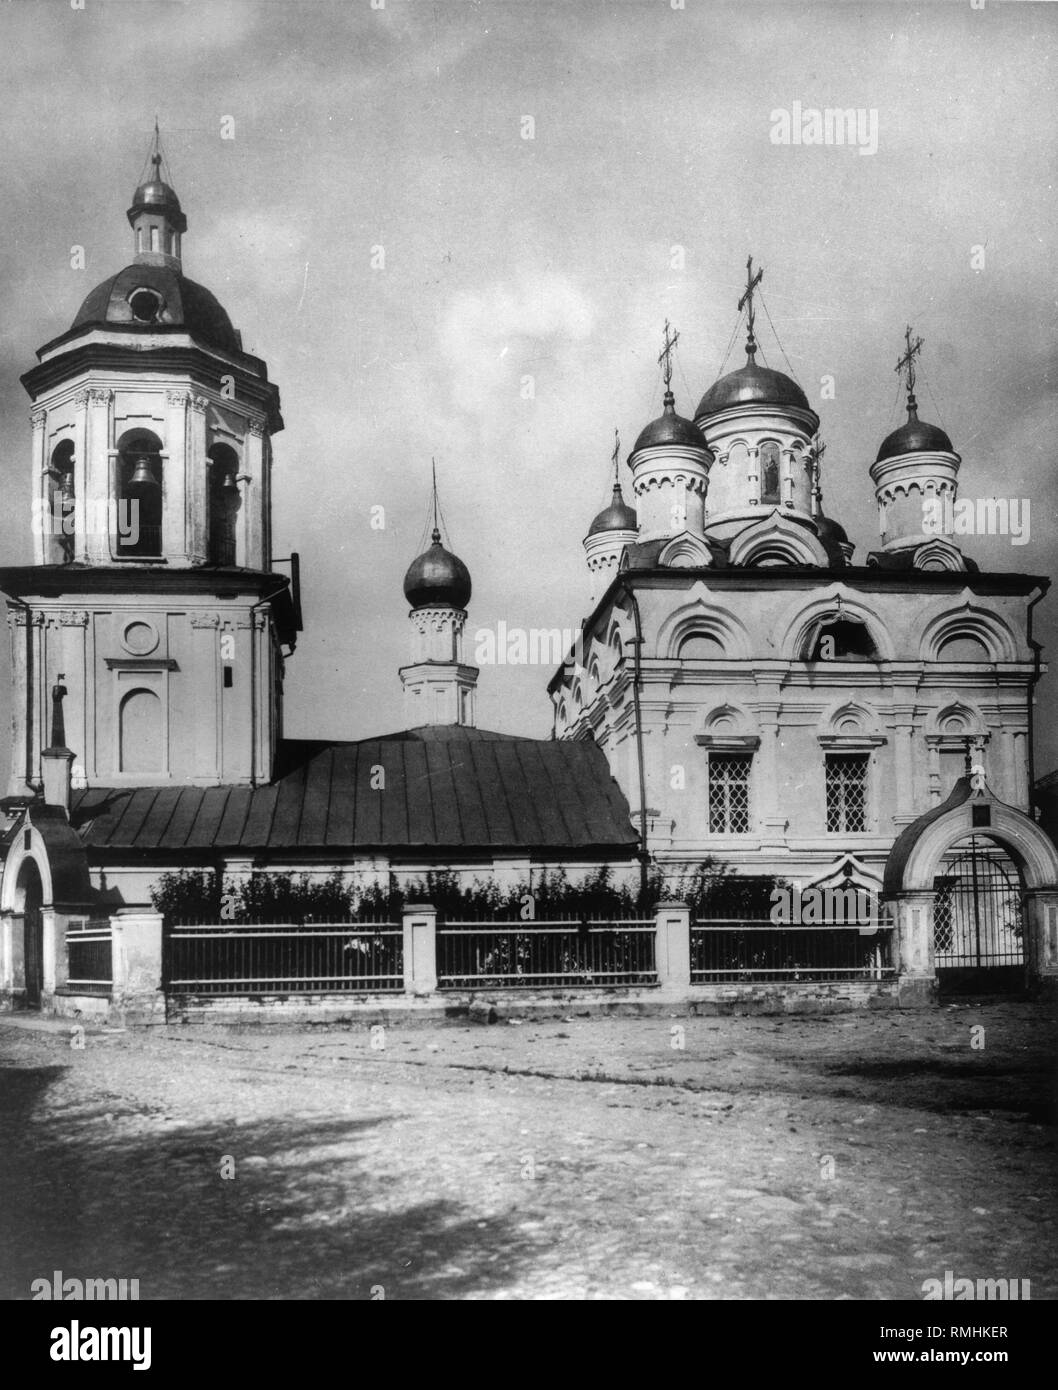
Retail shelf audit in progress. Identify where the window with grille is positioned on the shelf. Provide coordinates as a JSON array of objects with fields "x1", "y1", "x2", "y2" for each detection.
[
  {"x1": 825, "y1": 753, "x2": 869, "y2": 832},
  {"x1": 709, "y1": 753, "x2": 751, "y2": 833}
]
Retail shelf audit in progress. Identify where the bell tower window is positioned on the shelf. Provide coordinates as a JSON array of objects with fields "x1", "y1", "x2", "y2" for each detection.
[
  {"x1": 207, "y1": 443, "x2": 240, "y2": 565},
  {"x1": 47, "y1": 439, "x2": 75, "y2": 563},
  {"x1": 115, "y1": 430, "x2": 163, "y2": 558}
]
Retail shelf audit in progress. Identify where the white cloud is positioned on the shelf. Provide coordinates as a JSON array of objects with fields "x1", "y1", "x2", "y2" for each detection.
[{"x1": 439, "y1": 271, "x2": 595, "y2": 415}]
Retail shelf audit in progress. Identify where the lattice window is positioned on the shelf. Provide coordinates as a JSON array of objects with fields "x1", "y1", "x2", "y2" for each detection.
[
  {"x1": 709, "y1": 753, "x2": 751, "y2": 834},
  {"x1": 825, "y1": 753, "x2": 869, "y2": 833}
]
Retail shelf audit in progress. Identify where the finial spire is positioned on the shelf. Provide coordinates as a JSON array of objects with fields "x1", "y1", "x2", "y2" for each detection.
[
  {"x1": 431, "y1": 457, "x2": 440, "y2": 544},
  {"x1": 738, "y1": 255, "x2": 764, "y2": 361},
  {"x1": 658, "y1": 320, "x2": 680, "y2": 403},
  {"x1": 895, "y1": 324, "x2": 924, "y2": 420}
]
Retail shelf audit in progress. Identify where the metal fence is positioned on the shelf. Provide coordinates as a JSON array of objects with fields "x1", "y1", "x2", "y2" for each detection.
[
  {"x1": 165, "y1": 917, "x2": 404, "y2": 995},
  {"x1": 66, "y1": 918, "x2": 113, "y2": 994},
  {"x1": 437, "y1": 919, "x2": 657, "y2": 989},
  {"x1": 690, "y1": 919, "x2": 894, "y2": 984}
]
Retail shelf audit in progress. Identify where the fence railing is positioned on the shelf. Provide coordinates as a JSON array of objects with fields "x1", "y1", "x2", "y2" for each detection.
[
  {"x1": 165, "y1": 919, "x2": 404, "y2": 995},
  {"x1": 66, "y1": 919, "x2": 113, "y2": 994},
  {"x1": 690, "y1": 919, "x2": 894, "y2": 984},
  {"x1": 437, "y1": 919, "x2": 657, "y2": 989}
]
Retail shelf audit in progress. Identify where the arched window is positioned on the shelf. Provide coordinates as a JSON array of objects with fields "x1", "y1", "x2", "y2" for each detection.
[
  {"x1": 808, "y1": 619, "x2": 878, "y2": 662},
  {"x1": 47, "y1": 439, "x2": 75, "y2": 563},
  {"x1": 116, "y1": 430, "x2": 163, "y2": 557},
  {"x1": 119, "y1": 688, "x2": 163, "y2": 774},
  {"x1": 938, "y1": 634, "x2": 990, "y2": 662},
  {"x1": 760, "y1": 442, "x2": 781, "y2": 503},
  {"x1": 207, "y1": 443, "x2": 240, "y2": 565}
]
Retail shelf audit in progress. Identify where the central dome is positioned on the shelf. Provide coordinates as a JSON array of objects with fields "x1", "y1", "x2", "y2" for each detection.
[
  {"x1": 69, "y1": 263, "x2": 242, "y2": 356},
  {"x1": 696, "y1": 360, "x2": 810, "y2": 419},
  {"x1": 403, "y1": 533, "x2": 472, "y2": 610}
]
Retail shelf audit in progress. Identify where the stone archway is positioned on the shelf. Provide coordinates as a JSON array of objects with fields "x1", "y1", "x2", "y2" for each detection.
[
  {"x1": 16, "y1": 858, "x2": 44, "y2": 1007},
  {"x1": 0, "y1": 805, "x2": 94, "y2": 1013},
  {"x1": 883, "y1": 778, "x2": 1058, "y2": 1003}
]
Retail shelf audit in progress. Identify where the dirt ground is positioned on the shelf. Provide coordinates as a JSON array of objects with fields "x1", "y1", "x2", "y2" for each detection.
[{"x1": 1, "y1": 1001, "x2": 1055, "y2": 1301}]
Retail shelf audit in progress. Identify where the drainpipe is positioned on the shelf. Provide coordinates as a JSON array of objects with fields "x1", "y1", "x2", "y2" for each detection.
[
  {"x1": 1026, "y1": 584, "x2": 1048, "y2": 815},
  {"x1": 248, "y1": 578, "x2": 291, "y2": 787},
  {"x1": 620, "y1": 577, "x2": 651, "y2": 908}
]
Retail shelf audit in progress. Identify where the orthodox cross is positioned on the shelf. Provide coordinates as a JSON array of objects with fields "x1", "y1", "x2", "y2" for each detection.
[
  {"x1": 611, "y1": 428, "x2": 621, "y2": 484},
  {"x1": 658, "y1": 320, "x2": 680, "y2": 392},
  {"x1": 895, "y1": 325, "x2": 924, "y2": 411},
  {"x1": 738, "y1": 255, "x2": 764, "y2": 359},
  {"x1": 430, "y1": 457, "x2": 441, "y2": 543}
]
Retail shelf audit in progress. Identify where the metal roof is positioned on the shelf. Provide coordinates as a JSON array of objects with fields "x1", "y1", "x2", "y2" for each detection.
[{"x1": 69, "y1": 728, "x2": 638, "y2": 855}]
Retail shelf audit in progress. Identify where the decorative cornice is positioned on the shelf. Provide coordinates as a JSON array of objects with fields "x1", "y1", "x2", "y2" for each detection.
[
  {"x1": 88, "y1": 388, "x2": 113, "y2": 406},
  {"x1": 29, "y1": 408, "x2": 47, "y2": 428},
  {"x1": 189, "y1": 394, "x2": 210, "y2": 415},
  {"x1": 166, "y1": 390, "x2": 190, "y2": 408},
  {"x1": 190, "y1": 611, "x2": 221, "y2": 628},
  {"x1": 59, "y1": 609, "x2": 89, "y2": 626}
]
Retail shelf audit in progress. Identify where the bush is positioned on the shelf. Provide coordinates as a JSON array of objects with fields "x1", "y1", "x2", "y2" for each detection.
[{"x1": 150, "y1": 861, "x2": 787, "y2": 925}]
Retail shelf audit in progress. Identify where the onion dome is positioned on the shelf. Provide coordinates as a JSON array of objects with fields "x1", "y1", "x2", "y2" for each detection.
[
  {"x1": 588, "y1": 482, "x2": 637, "y2": 536},
  {"x1": 70, "y1": 263, "x2": 242, "y2": 355},
  {"x1": 127, "y1": 155, "x2": 187, "y2": 234},
  {"x1": 815, "y1": 512, "x2": 848, "y2": 546},
  {"x1": 696, "y1": 360, "x2": 810, "y2": 419},
  {"x1": 403, "y1": 529, "x2": 472, "y2": 610},
  {"x1": 633, "y1": 390, "x2": 707, "y2": 452},
  {"x1": 876, "y1": 403, "x2": 953, "y2": 462}
]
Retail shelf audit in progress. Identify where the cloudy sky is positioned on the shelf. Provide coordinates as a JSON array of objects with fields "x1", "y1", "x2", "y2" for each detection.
[{"x1": 0, "y1": 0, "x2": 1055, "y2": 783}]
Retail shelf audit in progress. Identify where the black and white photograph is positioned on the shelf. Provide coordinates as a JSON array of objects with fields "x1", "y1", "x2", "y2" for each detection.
[{"x1": 0, "y1": 0, "x2": 1055, "y2": 1342}]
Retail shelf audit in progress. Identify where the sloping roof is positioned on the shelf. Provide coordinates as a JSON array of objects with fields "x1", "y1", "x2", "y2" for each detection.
[{"x1": 69, "y1": 728, "x2": 638, "y2": 855}]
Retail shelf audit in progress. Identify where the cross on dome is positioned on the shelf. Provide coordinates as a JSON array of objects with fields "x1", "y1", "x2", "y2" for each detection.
[{"x1": 738, "y1": 255, "x2": 764, "y2": 361}]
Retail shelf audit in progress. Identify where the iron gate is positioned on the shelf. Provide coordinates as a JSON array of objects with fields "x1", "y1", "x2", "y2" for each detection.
[{"x1": 933, "y1": 836, "x2": 1025, "y2": 991}]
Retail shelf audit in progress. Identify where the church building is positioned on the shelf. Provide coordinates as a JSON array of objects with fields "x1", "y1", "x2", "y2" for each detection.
[
  {"x1": 553, "y1": 274, "x2": 1058, "y2": 1000},
  {"x1": 0, "y1": 151, "x2": 1055, "y2": 1016}
]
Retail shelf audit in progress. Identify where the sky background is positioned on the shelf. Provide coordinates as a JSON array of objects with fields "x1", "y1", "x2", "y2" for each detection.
[{"x1": 0, "y1": 0, "x2": 1055, "y2": 784}]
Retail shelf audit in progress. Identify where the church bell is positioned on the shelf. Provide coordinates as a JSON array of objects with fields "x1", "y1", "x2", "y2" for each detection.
[{"x1": 125, "y1": 455, "x2": 157, "y2": 494}]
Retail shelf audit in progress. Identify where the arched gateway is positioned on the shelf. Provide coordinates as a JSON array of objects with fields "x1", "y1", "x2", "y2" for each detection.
[{"x1": 883, "y1": 776, "x2": 1058, "y2": 1002}]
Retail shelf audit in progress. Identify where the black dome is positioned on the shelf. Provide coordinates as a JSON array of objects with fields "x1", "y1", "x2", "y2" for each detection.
[
  {"x1": 403, "y1": 535, "x2": 472, "y2": 610},
  {"x1": 696, "y1": 360, "x2": 810, "y2": 419},
  {"x1": 70, "y1": 263, "x2": 242, "y2": 356},
  {"x1": 588, "y1": 484, "x2": 637, "y2": 536},
  {"x1": 633, "y1": 392, "x2": 707, "y2": 453},
  {"x1": 876, "y1": 411, "x2": 954, "y2": 462},
  {"x1": 815, "y1": 512, "x2": 849, "y2": 544}
]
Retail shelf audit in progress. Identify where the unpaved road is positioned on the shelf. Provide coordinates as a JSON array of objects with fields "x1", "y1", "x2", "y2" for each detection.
[{"x1": 1, "y1": 1002, "x2": 1055, "y2": 1300}]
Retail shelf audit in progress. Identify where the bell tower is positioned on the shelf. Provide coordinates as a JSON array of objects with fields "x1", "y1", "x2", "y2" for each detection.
[
  {"x1": 399, "y1": 469, "x2": 478, "y2": 728},
  {"x1": 0, "y1": 132, "x2": 298, "y2": 795}
]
